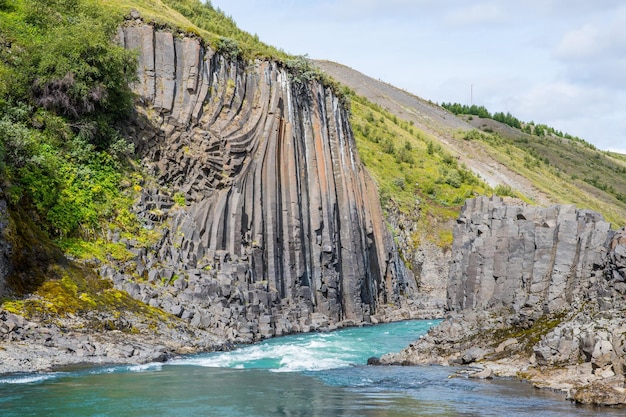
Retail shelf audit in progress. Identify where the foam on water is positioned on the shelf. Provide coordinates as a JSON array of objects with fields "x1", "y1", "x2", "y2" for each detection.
[
  {"x1": 175, "y1": 335, "x2": 356, "y2": 372},
  {"x1": 0, "y1": 373, "x2": 63, "y2": 385},
  {"x1": 173, "y1": 320, "x2": 436, "y2": 373},
  {"x1": 126, "y1": 363, "x2": 163, "y2": 373}
]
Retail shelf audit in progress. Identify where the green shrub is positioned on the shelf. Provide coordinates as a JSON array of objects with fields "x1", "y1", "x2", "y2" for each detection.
[
  {"x1": 463, "y1": 129, "x2": 482, "y2": 141},
  {"x1": 216, "y1": 37, "x2": 242, "y2": 60},
  {"x1": 284, "y1": 55, "x2": 319, "y2": 84},
  {"x1": 382, "y1": 139, "x2": 395, "y2": 154},
  {"x1": 494, "y1": 184, "x2": 516, "y2": 197},
  {"x1": 395, "y1": 147, "x2": 414, "y2": 164},
  {"x1": 444, "y1": 169, "x2": 462, "y2": 188},
  {"x1": 392, "y1": 177, "x2": 406, "y2": 190},
  {"x1": 0, "y1": 0, "x2": 139, "y2": 238}
]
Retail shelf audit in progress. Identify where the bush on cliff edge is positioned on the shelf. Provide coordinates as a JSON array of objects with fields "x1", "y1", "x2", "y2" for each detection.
[{"x1": 0, "y1": 0, "x2": 138, "y2": 237}]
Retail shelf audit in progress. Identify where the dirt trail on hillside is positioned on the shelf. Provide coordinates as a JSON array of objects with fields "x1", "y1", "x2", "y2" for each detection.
[{"x1": 315, "y1": 60, "x2": 551, "y2": 206}]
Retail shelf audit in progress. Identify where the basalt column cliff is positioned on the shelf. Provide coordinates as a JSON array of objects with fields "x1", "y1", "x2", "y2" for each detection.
[
  {"x1": 114, "y1": 22, "x2": 415, "y2": 340},
  {"x1": 382, "y1": 196, "x2": 626, "y2": 405}
]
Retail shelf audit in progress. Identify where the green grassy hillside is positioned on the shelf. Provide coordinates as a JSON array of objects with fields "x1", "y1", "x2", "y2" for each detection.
[
  {"x1": 349, "y1": 94, "x2": 494, "y2": 248},
  {"x1": 459, "y1": 116, "x2": 626, "y2": 226},
  {"x1": 317, "y1": 62, "x2": 626, "y2": 229}
]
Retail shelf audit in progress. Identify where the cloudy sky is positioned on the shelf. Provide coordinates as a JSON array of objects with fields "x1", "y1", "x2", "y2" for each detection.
[{"x1": 209, "y1": 0, "x2": 626, "y2": 153}]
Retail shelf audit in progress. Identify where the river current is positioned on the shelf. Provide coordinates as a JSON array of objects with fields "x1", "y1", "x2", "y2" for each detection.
[{"x1": 0, "y1": 320, "x2": 619, "y2": 416}]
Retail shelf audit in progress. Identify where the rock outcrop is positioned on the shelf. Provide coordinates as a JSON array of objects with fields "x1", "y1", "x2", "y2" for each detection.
[
  {"x1": 382, "y1": 196, "x2": 626, "y2": 406},
  {"x1": 447, "y1": 196, "x2": 611, "y2": 316},
  {"x1": 383, "y1": 205, "x2": 449, "y2": 318},
  {"x1": 0, "y1": 301, "x2": 221, "y2": 374},
  {"x1": 109, "y1": 21, "x2": 417, "y2": 342}
]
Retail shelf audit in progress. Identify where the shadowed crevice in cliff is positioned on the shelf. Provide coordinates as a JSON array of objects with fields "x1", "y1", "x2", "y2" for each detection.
[
  {"x1": 0, "y1": 198, "x2": 65, "y2": 298},
  {"x1": 110, "y1": 22, "x2": 418, "y2": 341}
]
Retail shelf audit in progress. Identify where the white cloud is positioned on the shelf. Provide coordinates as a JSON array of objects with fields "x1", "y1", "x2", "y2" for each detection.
[
  {"x1": 503, "y1": 82, "x2": 626, "y2": 151},
  {"x1": 554, "y1": 14, "x2": 626, "y2": 61},
  {"x1": 511, "y1": 83, "x2": 612, "y2": 120},
  {"x1": 317, "y1": 0, "x2": 439, "y2": 20},
  {"x1": 553, "y1": 8, "x2": 626, "y2": 90}
]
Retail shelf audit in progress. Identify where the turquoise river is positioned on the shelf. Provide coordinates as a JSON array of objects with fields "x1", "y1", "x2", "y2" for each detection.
[{"x1": 0, "y1": 320, "x2": 620, "y2": 416}]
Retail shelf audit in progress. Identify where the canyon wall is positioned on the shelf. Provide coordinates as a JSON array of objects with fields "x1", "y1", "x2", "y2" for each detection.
[
  {"x1": 447, "y1": 196, "x2": 612, "y2": 317},
  {"x1": 110, "y1": 21, "x2": 418, "y2": 341},
  {"x1": 382, "y1": 196, "x2": 626, "y2": 405}
]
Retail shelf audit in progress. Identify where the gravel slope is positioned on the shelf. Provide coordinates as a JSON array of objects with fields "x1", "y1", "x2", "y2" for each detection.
[{"x1": 314, "y1": 60, "x2": 551, "y2": 206}]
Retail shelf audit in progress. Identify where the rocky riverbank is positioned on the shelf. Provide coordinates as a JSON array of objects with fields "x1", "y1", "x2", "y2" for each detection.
[
  {"x1": 0, "y1": 301, "x2": 432, "y2": 375},
  {"x1": 381, "y1": 196, "x2": 626, "y2": 406},
  {"x1": 0, "y1": 306, "x2": 219, "y2": 374}
]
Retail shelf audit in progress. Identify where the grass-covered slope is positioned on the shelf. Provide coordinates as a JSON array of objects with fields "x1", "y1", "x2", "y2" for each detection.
[
  {"x1": 460, "y1": 117, "x2": 626, "y2": 226},
  {"x1": 105, "y1": 0, "x2": 287, "y2": 60},
  {"x1": 317, "y1": 62, "x2": 626, "y2": 229},
  {"x1": 349, "y1": 94, "x2": 493, "y2": 248}
]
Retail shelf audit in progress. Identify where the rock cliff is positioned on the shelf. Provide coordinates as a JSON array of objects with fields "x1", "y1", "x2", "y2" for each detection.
[
  {"x1": 447, "y1": 196, "x2": 611, "y2": 316},
  {"x1": 382, "y1": 196, "x2": 626, "y2": 406},
  {"x1": 109, "y1": 21, "x2": 417, "y2": 342}
]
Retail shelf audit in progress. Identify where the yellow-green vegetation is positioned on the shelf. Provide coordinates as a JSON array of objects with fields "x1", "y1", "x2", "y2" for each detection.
[
  {"x1": 2, "y1": 263, "x2": 170, "y2": 329},
  {"x1": 350, "y1": 94, "x2": 491, "y2": 248},
  {"x1": 489, "y1": 312, "x2": 567, "y2": 358},
  {"x1": 608, "y1": 151, "x2": 626, "y2": 164},
  {"x1": 172, "y1": 192, "x2": 187, "y2": 207},
  {"x1": 105, "y1": 0, "x2": 289, "y2": 61},
  {"x1": 457, "y1": 121, "x2": 626, "y2": 227},
  {"x1": 58, "y1": 239, "x2": 134, "y2": 263}
]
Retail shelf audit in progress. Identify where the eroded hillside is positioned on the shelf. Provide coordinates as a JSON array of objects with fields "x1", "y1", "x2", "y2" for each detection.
[{"x1": 315, "y1": 60, "x2": 626, "y2": 226}]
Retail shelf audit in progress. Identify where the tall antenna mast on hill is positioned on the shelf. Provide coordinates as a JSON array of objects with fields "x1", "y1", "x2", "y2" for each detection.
[{"x1": 471, "y1": 84, "x2": 473, "y2": 106}]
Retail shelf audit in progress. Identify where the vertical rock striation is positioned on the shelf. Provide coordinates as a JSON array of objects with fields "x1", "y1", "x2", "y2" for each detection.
[
  {"x1": 114, "y1": 22, "x2": 414, "y2": 340},
  {"x1": 381, "y1": 195, "x2": 626, "y2": 405},
  {"x1": 447, "y1": 196, "x2": 611, "y2": 317}
]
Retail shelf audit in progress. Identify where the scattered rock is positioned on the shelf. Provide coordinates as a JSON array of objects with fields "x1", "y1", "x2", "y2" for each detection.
[
  {"x1": 461, "y1": 347, "x2": 491, "y2": 365},
  {"x1": 469, "y1": 367, "x2": 494, "y2": 379},
  {"x1": 367, "y1": 356, "x2": 381, "y2": 365}
]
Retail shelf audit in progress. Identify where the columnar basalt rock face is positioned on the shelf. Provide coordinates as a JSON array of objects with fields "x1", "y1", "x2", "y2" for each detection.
[
  {"x1": 114, "y1": 23, "x2": 414, "y2": 340},
  {"x1": 447, "y1": 196, "x2": 611, "y2": 317},
  {"x1": 382, "y1": 196, "x2": 626, "y2": 405}
]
